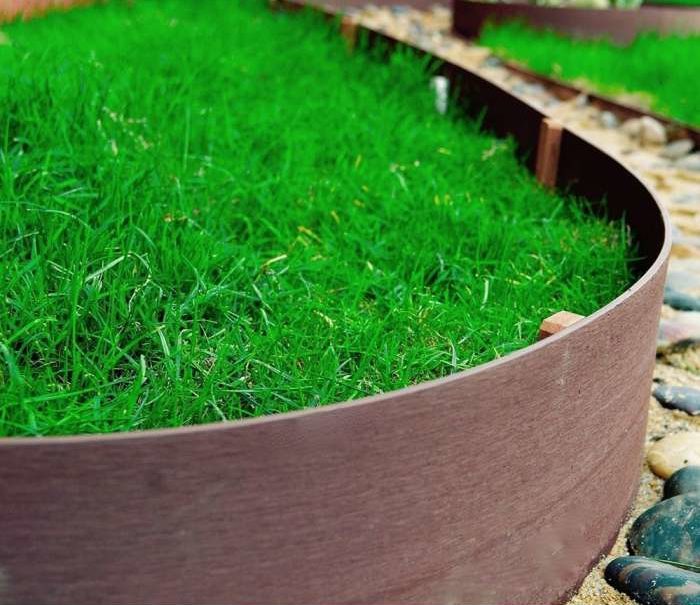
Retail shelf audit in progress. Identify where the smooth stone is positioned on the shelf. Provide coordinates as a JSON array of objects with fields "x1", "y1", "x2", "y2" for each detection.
[
  {"x1": 648, "y1": 432, "x2": 700, "y2": 479},
  {"x1": 639, "y1": 116, "x2": 667, "y2": 145},
  {"x1": 628, "y1": 493, "x2": 700, "y2": 567},
  {"x1": 665, "y1": 287, "x2": 700, "y2": 311},
  {"x1": 574, "y1": 93, "x2": 588, "y2": 107},
  {"x1": 512, "y1": 82, "x2": 546, "y2": 98},
  {"x1": 665, "y1": 466, "x2": 700, "y2": 499},
  {"x1": 671, "y1": 223, "x2": 684, "y2": 241},
  {"x1": 662, "y1": 139, "x2": 695, "y2": 160},
  {"x1": 622, "y1": 117, "x2": 642, "y2": 138},
  {"x1": 600, "y1": 110, "x2": 619, "y2": 129},
  {"x1": 481, "y1": 55, "x2": 502, "y2": 68},
  {"x1": 653, "y1": 384, "x2": 700, "y2": 415},
  {"x1": 672, "y1": 192, "x2": 700, "y2": 205},
  {"x1": 670, "y1": 259, "x2": 700, "y2": 273},
  {"x1": 668, "y1": 260, "x2": 700, "y2": 281},
  {"x1": 678, "y1": 153, "x2": 700, "y2": 172},
  {"x1": 673, "y1": 228, "x2": 700, "y2": 250},
  {"x1": 605, "y1": 556, "x2": 700, "y2": 605},
  {"x1": 658, "y1": 312, "x2": 700, "y2": 349},
  {"x1": 666, "y1": 270, "x2": 700, "y2": 293}
]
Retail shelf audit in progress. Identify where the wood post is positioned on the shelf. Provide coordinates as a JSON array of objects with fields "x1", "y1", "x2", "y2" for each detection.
[
  {"x1": 340, "y1": 16, "x2": 358, "y2": 51},
  {"x1": 535, "y1": 118, "x2": 563, "y2": 189},
  {"x1": 538, "y1": 310, "x2": 584, "y2": 340}
]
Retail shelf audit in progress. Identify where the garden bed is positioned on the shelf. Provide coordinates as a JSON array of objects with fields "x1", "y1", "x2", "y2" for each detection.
[
  {"x1": 0, "y1": 0, "x2": 634, "y2": 435},
  {"x1": 472, "y1": 18, "x2": 700, "y2": 126},
  {"x1": 453, "y1": 0, "x2": 700, "y2": 45},
  {"x1": 0, "y1": 0, "x2": 671, "y2": 603}
]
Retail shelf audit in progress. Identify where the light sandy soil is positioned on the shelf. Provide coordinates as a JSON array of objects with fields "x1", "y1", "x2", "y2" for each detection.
[{"x1": 341, "y1": 5, "x2": 700, "y2": 603}]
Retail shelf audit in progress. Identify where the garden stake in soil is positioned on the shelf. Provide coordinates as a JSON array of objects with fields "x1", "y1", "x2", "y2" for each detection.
[
  {"x1": 536, "y1": 118, "x2": 563, "y2": 189},
  {"x1": 539, "y1": 311, "x2": 585, "y2": 340}
]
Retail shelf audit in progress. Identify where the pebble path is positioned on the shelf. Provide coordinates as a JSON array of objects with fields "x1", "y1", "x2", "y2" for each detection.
[{"x1": 340, "y1": 5, "x2": 700, "y2": 604}]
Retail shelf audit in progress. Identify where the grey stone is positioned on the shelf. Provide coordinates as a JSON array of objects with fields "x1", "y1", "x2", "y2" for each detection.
[
  {"x1": 678, "y1": 153, "x2": 700, "y2": 172},
  {"x1": 672, "y1": 192, "x2": 700, "y2": 206},
  {"x1": 658, "y1": 313, "x2": 700, "y2": 349},
  {"x1": 512, "y1": 82, "x2": 547, "y2": 98},
  {"x1": 605, "y1": 556, "x2": 700, "y2": 605},
  {"x1": 574, "y1": 93, "x2": 588, "y2": 108},
  {"x1": 665, "y1": 466, "x2": 700, "y2": 499},
  {"x1": 390, "y1": 4, "x2": 410, "y2": 14},
  {"x1": 661, "y1": 139, "x2": 695, "y2": 160},
  {"x1": 653, "y1": 384, "x2": 700, "y2": 415},
  {"x1": 665, "y1": 287, "x2": 700, "y2": 312},
  {"x1": 600, "y1": 110, "x2": 619, "y2": 129},
  {"x1": 481, "y1": 55, "x2": 502, "y2": 68},
  {"x1": 668, "y1": 260, "x2": 700, "y2": 287}
]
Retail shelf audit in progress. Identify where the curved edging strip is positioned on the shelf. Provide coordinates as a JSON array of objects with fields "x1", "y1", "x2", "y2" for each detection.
[
  {"x1": 0, "y1": 4, "x2": 671, "y2": 605},
  {"x1": 453, "y1": 0, "x2": 700, "y2": 45}
]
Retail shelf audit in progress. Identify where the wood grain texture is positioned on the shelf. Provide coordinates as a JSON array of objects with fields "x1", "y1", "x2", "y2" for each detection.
[
  {"x1": 539, "y1": 311, "x2": 585, "y2": 340},
  {"x1": 536, "y1": 118, "x2": 563, "y2": 189},
  {"x1": 452, "y1": 0, "x2": 700, "y2": 45},
  {"x1": 0, "y1": 8, "x2": 671, "y2": 605}
]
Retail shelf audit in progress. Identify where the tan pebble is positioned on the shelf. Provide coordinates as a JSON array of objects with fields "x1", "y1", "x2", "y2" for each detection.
[
  {"x1": 639, "y1": 116, "x2": 667, "y2": 146},
  {"x1": 648, "y1": 432, "x2": 700, "y2": 479},
  {"x1": 621, "y1": 118, "x2": 642, "y2": 138}
]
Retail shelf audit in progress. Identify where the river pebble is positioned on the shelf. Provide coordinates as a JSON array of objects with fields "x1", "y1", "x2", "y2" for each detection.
[{"x1": 648, "y1": 432, "x2": 700, "y2": 479}]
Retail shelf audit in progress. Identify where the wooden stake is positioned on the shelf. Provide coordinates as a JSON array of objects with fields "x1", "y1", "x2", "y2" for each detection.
[
  {"x1": 340, "y1": 16, "x2": 358, "y2": 51},
  {"x1": 538, "y1": 311, "x2": 584, "y2": 340},
  {"x1": 535, "y1": 118, "x2": 563, "y2": 189}
]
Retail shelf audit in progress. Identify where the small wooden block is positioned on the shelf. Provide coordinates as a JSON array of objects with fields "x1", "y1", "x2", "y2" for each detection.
[
  {"x1": 340, "y1": 16, "x2": 358, "y2": 50},
  {"x1": 538, "y1": 311, "x2": 585, "y2": 340},
  {"x1": 535, "y1": 117, "x2": 563, "y2": 189}
]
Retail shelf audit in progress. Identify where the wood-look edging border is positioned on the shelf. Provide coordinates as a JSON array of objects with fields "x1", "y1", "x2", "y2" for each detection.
[{"x1": 0, "y1": 3, "x2": 671, "y2": 604}]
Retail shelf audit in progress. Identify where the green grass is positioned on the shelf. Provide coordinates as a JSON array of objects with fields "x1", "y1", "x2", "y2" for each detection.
[
  {"x1": 479, "y1": 21, "x2": 700, "y2": 126},
  {"x1": 0, "y1": 0, "x2": 633, "y2": 436},
  {"x1": 645, "y1": 0, "x2": 700, "y2": 6}
]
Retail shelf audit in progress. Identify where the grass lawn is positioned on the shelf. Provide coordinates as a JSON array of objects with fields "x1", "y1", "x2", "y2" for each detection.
[
  {"x1": 0, "y1": 0, "x2": 633, "y2": 436},
  {"x1": 645, "y1": 0, "x2": 700, "y2": 6},
  {"x1": 479, "y1": 21, "x2": 700, "y2": 126}
]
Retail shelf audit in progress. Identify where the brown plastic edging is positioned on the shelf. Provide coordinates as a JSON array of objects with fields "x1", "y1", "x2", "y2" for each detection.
[
  {"x1": 0, "y1": 3, "x2": 671, "y2": 605},
  {"x1": 0, "y1": 0, "x2": 94, "y2": 22},
  {"x1": 451, "y1": 0, "x2": 700, "y2": 143},
  {"x1": 453, "y1": 0, "x2": 700, "y2": 45}
]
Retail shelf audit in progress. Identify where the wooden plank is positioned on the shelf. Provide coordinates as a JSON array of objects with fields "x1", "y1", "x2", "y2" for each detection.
[
  {"x1": 539, "y1": 310, "x2": 585, "y2": 340},
  {"x1": 340, "y1": 16, "x2": 358, "y2": 50},
  {"x1": 535, "y1": 118, "x2": 563, "y2": 189}
]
